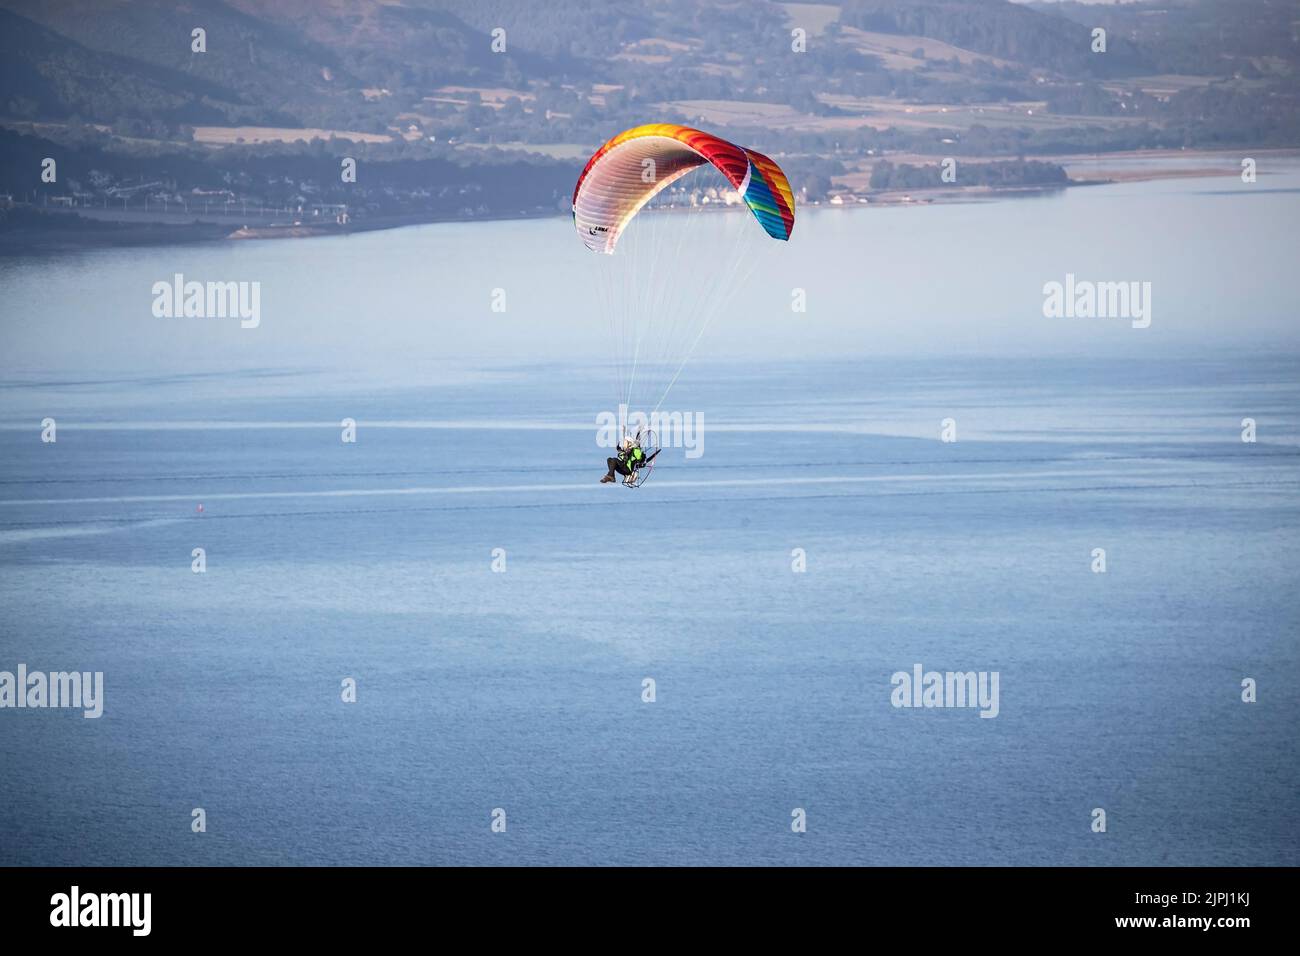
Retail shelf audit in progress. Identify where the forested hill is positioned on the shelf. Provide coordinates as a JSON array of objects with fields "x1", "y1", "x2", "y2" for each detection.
[
  {"x1": 841, "y1": 0, "x2": 1148, "y2": 74},
  {"x1": 1, "y1": 0, "x2": 1296, "y2": 242},
  {"x1": 3, "y1": 0, "x2": 1294, "y2": 137}
]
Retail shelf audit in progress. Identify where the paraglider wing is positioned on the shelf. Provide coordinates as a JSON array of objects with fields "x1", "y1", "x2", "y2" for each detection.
[{"x1": 572, "y1": 124, "x2": 795, "y2": 254}]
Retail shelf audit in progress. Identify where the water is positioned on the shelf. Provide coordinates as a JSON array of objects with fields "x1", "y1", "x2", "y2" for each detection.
[{"x1": 1, "y1": 168, "x2": 1298, "y2": 865}]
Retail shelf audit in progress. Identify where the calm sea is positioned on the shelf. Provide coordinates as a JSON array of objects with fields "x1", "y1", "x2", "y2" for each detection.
[{"x1": 2, "y1": 166, "x2": 1298, "y2": 864}]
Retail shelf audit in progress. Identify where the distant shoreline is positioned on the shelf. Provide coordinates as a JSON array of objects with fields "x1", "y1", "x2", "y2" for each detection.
[
  {"x1": 835, "y1": 146, "x2": 1298, "y2": 207},
  {"x1": 2, "y1": 147, "x2": 1294, "y2": 255}
]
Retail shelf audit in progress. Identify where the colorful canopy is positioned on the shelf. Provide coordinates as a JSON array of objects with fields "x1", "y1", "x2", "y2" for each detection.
[{"x1": 572, "y1": 123, "x2": 796, "y2": 253}]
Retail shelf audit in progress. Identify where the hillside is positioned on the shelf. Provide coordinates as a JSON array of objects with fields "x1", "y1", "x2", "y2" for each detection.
[{"x1": 1, "y1": 0, "x2": 1296, "y2": 244}]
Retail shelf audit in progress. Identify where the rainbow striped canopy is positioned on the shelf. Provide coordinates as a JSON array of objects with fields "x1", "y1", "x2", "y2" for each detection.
[{"x1": 572, "y1": 123, "x2": 795, "y2": 254}]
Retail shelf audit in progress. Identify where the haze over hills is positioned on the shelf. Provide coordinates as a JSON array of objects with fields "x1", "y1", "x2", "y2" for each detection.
[{"x1": 1, "y1": 0, "x2": 1296, "y2": 245}]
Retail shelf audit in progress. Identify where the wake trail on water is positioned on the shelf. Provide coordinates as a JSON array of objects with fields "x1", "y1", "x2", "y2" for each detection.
[
  {"x1": 0, "y1": 449, "x2": 1295, "y2": 487},
  {"x1": 0, "y1": 465, "x2": 1293, "y2": 510},
  {"x1": 0, "y1": 516, "x2": 186, "y2": 544},
  {"x1": 0, "y1": 467, "x2": 1183, "y2": 506},
  {"x1": 1, "y1": 477, "x2": 1298, "y2": 539}
]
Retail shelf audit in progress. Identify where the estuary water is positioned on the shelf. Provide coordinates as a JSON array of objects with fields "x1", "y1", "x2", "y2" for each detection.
[{"x1": 1, "y1": 164, "x2": 1298, "y2": 865}]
